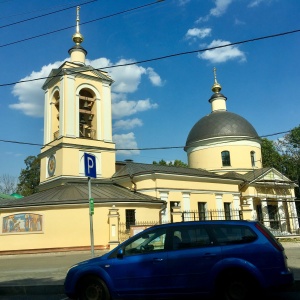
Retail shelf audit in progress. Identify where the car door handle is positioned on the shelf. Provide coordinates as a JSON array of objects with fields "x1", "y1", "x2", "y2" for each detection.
[
  {"x1": 204, "y1": 253, "x2": 216, "y2": 257},
  {"x1": 153, "y1": 258, "x2": 164, "y2": 262}
]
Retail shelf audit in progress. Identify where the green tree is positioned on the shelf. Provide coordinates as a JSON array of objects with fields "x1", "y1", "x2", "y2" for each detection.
[
  {"x1": 17, "y1": 156, "x2": 40, "y2": 196},
  {"x1": 0, "y1": 174, "x2": 17, "y2": 195},
  {"x1": 261, "y1": 138, "x2": 282, "y2": 169},
  {"x1": 153, "y1": 159, "x2": 188, "y2": 167},
  {"x1": 275, "y1": 126, "x2": 300, "y2": 196}
]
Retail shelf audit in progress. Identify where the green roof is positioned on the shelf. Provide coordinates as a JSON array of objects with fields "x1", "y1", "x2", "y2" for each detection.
[
  {"x1": 0, "y1": 193, "x2": 16, "y2": 200},
  {"x1": 10, "y1": 193, "x2": 24, "y2": 199}
]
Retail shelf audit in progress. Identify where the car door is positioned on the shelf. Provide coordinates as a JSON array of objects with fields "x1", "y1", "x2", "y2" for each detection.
[
  {"x1": 107, "y1": 227, "x2": 170, "y2": 297},
  {"x1": 167, "y1": 225, "x2": 222, "y2": 294}
]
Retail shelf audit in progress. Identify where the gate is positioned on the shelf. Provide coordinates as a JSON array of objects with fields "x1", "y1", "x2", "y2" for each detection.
[{"x1": 257, "y1": 200, "x2": 300, "y2": 236}]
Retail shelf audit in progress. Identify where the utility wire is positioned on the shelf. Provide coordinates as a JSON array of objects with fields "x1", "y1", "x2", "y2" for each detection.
[
  {"x1": 0, "y1": 0, "x2": 93, "y2": 20},
  {"x1": 0, "y1": 130, "x2": 292, "y2": 150},
  {"x1": 0, "y1": 0, "x2": 164, "y2": 48},
  {"x1": 0, "y1": 0, "x2": 97, "y2": 29},
  {"x1": 0, "y1": 27, "x2": 299, "y2": 88}
]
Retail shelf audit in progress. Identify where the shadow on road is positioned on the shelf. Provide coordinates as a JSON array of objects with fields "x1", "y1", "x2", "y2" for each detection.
[{"x1": 0, "y1": 277, "x2": 64, "y2": 296}]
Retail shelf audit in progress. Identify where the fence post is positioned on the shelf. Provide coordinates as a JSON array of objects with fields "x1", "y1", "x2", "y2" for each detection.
[
  {"x1": 108, "y1": 205, "x2": 120, "y2": 250},
  {"x1": 171, "y1": 204, "x2": 182, "y2": 223},
  {"x1": 241, "y1": 200, "x2": 252, "y2": 220}
]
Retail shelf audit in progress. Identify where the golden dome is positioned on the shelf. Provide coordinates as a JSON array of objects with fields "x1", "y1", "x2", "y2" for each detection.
[
  {"x1": 73, "y1": 6, "x2": 83, "y2": 45},
  {"x1": 211, "y1": 67, "x2": 222, "y2": 93}
]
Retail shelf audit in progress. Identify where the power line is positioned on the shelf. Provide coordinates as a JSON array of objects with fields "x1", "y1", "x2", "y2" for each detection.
[
  {"x1": 0, "y1": 130, "x2": 292, "y2": 150},
  {"x1": 0, "y1": 1, "x2": 92, "y2": 20},
  {"x1": 0, "y1": 27, "x2": 299, "y2": 88},
  {"x1": 0, "y1": 0, "x2": 164, "y2": 49},
  {"x1": 0, "y1": 0, "x2": 97, "y2": 29}
]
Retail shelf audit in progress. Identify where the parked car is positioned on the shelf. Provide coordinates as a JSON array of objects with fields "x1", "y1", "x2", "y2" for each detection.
[{"x1": 64, "y1": 220, "x2": 294, "y2": 300}]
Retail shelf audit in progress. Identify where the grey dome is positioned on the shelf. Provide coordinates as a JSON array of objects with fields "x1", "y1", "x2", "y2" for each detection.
[{"x1": 185, "y1": 111, "x2": 259, "y2": 147}]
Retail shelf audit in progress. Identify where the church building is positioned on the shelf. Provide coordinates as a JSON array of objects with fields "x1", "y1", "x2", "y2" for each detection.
[{"x1": 0, "y1": 8, "x2": 298, "y2": 254}]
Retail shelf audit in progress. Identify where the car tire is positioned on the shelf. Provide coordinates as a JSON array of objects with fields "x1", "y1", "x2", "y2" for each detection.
[
  {"x1": 217, "y1": 271, "x2": 258, "y2": 300},
  {"x1": 77, "y1": 275, "x2": 110, "y2": 300}
]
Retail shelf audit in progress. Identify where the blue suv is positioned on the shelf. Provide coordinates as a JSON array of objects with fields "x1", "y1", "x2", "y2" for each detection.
[{"x1": 64, "y1": 220, "x2": 294, "y2": 300}]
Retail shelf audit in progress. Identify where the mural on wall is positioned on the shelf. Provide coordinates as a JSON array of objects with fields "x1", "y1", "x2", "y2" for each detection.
[{"x1": 2, "y1": 213, "x2": 43, "y2": 233}]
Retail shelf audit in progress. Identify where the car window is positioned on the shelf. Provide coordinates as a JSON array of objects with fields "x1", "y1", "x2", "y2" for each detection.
[
  {"x1": 171, "y1": 226, "x2": 212, "y2": 250},
  {"x1": 212, "y1": 224, "x2": 257, "y2": 245},
  {"x1": 123, "y1": 228, "x2": 166, "y2": 256}
]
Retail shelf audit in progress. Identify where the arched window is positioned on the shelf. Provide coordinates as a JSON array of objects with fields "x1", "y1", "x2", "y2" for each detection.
[
  {"x1": 79, "y1": 89, "x2": 95, "y2": 139},
  {"x1": 221, "y1": 151, "x2": 231, "y2": 166},
  {"x1": 251, "y1": 151, "x2": 256, "y2": 167},
  {"x1": 52, "y1": 90, "x2": 60, "y2": 140}
]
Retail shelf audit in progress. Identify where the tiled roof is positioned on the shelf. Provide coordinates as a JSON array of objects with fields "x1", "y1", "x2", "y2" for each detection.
[{"x1": 0, "y1": 182, "x2": 163, "y2": 209}]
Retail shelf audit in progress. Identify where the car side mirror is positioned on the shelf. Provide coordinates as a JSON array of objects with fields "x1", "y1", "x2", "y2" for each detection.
[{"x1": 117, "y1": 248, "x2": 124, "y2": 259}]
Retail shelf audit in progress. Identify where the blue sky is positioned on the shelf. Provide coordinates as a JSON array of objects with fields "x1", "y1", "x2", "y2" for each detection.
[{"x1": 0, "y1": 0, "x2": 300, "y2": 180}]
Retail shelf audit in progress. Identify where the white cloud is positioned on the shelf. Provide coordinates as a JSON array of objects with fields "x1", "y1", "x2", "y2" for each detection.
[
  {"x1": 112, "y1": 98, "x2": 158, "y2": 119},
  {"x1": 86, "y1": 57, "x2": 111, "y2": 69},
  {"x1": 198, "y1": 39, "x2": 246, "y2": 63},
  {"x1": 210, "y1": 0, "x2": 233, "y2": 17},
  {"x1": 109, "y1": 59, "x2": 146, "y2": 93},
  {"x1": 10, "y1": 61, "x2": 64, "y2": 117},
  {"x1": 185, "y1": 28, "x2": 212, "y2": 40},
  {"x1": 197, "y1": 0, "x2": 233, "y2": 22},
  {"x1": 248, "y1": 0, "x2": 269, "y2": 7},
  {"x1": 146, "y1": 67, "x2": 164, "y2": 86},
  {"x1": 178, "y1": 0, "x2": 191, "y2": 6},
  {"x1": 10, "y1": 57, "x2": 162, "y2": 153},
  {"x1": 10, "y1": 57, "x2": 162, "y2": 119},
  {"x1": 113, "y1": 118, "x2": 143, "y2": 131},
  {"x1": 113, "y1": 132, "x2": 140, "y2": 155},
  {"x1": 235, "y1": 18, "x2": 246, "y2": 25}
]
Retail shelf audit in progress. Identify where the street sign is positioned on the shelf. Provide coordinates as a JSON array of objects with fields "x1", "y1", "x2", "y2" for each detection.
[
  {"x1": 84, "y1": 152, "x2": 96, "y2": 257},
  {"x1": 84, "y1": 153, "x2": 96, "y2": 178},
  {"x1": 89, "y1": 198, "x2": 94, "y2": 215}
]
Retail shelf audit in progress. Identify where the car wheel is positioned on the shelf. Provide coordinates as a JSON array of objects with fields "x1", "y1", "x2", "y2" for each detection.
[
  {"x1": 78, "y1": 275, "x2": 110, "y2": 300},
  {"x1": 218, "y1": 271, "x2": 257, "y2": 300}
]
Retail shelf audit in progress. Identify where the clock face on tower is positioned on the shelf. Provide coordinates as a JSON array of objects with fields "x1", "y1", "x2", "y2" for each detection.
[{"x1": 48, "y1": 154, "x2": 56, "y2": 177}]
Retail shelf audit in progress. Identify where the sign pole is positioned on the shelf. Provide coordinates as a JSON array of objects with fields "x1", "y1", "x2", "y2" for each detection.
[
  {"x1": 88, "y1": 176, "x2": 95, "y2": 257},
  {"x1": 84, "y1": 153, "x2": 96, "y2": 258}
]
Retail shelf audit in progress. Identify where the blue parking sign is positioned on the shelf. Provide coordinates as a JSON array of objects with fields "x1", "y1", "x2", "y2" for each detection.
[{"x1": 84, "y1": 153, "x2": 96, "y2": 178}]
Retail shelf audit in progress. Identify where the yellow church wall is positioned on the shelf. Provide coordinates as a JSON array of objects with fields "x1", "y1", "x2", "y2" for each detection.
[
  {"x1": 117, "y1": 204, "x2": 161, "y2": 223},
  {"x1": 131, "y1": 176, "x2": 240, "y2": 194},
  {"x1": 0, "y1": 202, "x2": 165, "y2": 253},
  {"x1": 241, "y1": 185, "x2": 295, "y2": 200},
  {"x1": 189, "y1": 193, "x2": 235, "y2": 210},
  {"x1": 75, "y1": 76, "x2": 106, "y2": 94},
  {"x1": 188, "y1": 143, "x2": 261, "y2": 172},
  {"x1": 39, "y1": 136, "x2": 116, "y2": 182},
  {"x1": 0, "y1": 206, "x2": 111, "y2": 252}
]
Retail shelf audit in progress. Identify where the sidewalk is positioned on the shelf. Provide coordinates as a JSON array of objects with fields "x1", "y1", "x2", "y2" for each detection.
[{"x1": 0, "y1": 243, "x2": 299, "y2": 296}]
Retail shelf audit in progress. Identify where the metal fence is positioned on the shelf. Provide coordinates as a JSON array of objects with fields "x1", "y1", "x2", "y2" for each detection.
[
  {"x1": 118, "y1": 204, "x2": 299, "y2": 242},
  {"x1": 119, "y1": 221, "x2": 164, "y2": 243},
  {"x1": 182, "y1": 209, "x2": 243, "y2": 222}
]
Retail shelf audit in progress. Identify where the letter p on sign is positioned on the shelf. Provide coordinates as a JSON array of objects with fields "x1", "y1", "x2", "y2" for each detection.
[{"x1": 84, "y1": 153, "x2": 97, "y2": 178}]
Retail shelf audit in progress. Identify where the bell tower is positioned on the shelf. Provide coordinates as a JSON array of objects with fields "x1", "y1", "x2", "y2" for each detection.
[{"x1": 38, "y1": 7, "x2": 115, "y2": 190}]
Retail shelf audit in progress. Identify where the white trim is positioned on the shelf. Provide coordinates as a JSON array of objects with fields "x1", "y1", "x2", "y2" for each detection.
[{"x1": 182, "y1": 192, "x2": 190, "y2": 211}]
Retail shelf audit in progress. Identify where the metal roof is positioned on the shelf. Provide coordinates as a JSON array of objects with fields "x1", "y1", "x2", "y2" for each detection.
[
  {"x1": 113, "y1": 162, "x2": 243, "y2": 182},
  {"x1": 185, "y1": 111, "x2": 259, "y2": 147},
  {"x1": 0, "y1": 182, "x2": 163, "y2": 209}
]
